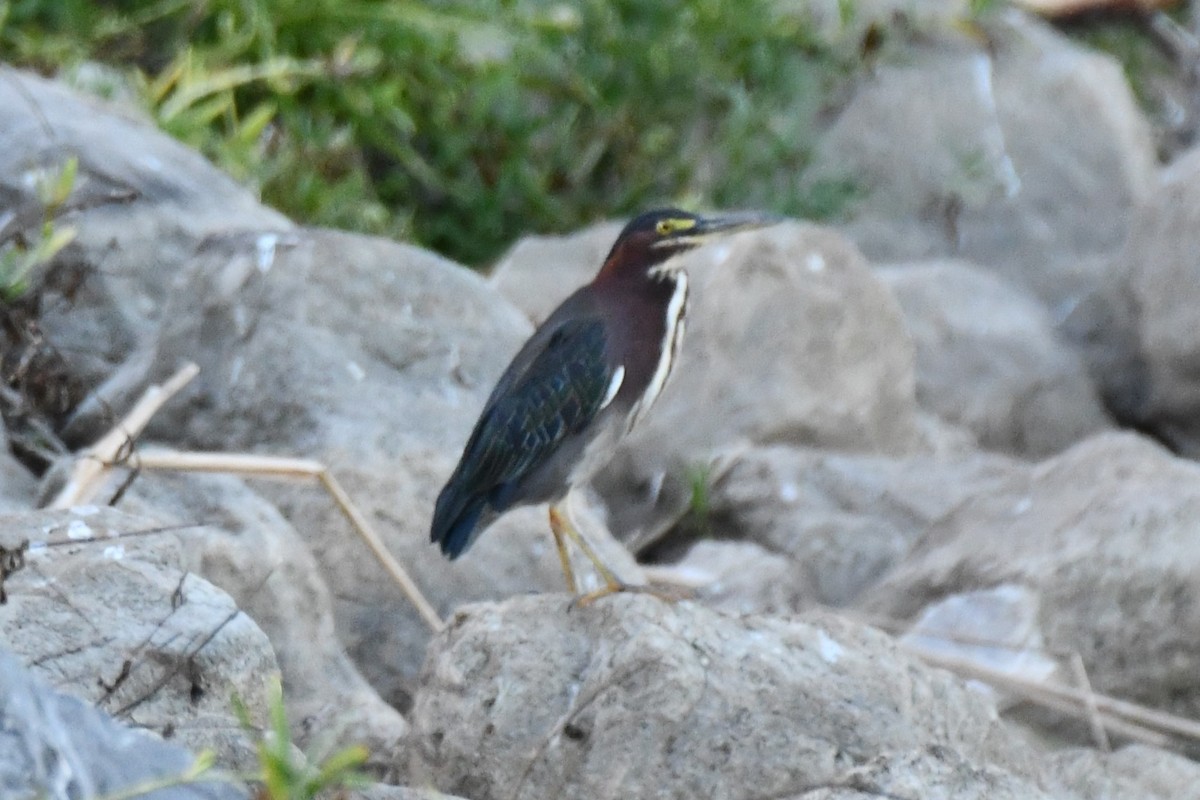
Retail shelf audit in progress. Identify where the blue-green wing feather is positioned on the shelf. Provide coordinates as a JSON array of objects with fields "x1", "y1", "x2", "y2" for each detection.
[{"x1": 432, "y1": 314, "x2": 612, "y2": 557}]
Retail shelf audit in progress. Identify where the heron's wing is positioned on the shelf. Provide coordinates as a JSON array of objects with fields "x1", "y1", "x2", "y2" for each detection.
[
  {"x1": 479, "y1": 286, "x2": 594, "y2": 409},
  {"x1": 431, "y1": 312, "x2": 614, "y2": 556}
]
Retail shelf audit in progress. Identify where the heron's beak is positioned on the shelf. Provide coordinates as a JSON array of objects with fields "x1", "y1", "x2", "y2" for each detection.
[
  {"x1": 691, "y1": 210, "x2": 783, "y2": 238},
  {"x1": 651, "y1": 210, "x2": 782, "y2": 250}
]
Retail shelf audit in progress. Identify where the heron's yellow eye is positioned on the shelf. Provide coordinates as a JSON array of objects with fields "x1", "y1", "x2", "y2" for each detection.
[{"x1": 655, "y1": 218, "x2": 696, "y2": 236}]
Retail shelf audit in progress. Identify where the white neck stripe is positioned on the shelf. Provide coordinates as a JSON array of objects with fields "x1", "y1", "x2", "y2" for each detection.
[{"x1": 629, "y1": 271, "x2": 688, "y2": 430}]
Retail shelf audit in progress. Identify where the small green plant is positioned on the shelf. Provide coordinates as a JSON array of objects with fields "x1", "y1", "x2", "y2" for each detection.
[
  {"x1": 234, "y1": 677, "x2": 370, "y2": 800},
  {"x1": 92, "y1": 677, "x2": 370, "y2": 800},
  {"x1": 1067, "y1": 14, "x2": 1174, "y2": 114},
  {"x1": 967, "y1": 0, "x2": 1001, "y2": 16},
  {"x1": 681, "y1": 461, "x2": 714, "y2": 538},
  {"x1": 0, "y1": 156, "x2": 78, "y2": 301}
]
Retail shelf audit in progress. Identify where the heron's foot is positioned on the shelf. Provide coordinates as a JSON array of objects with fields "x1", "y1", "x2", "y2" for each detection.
[{"x1": 570, "y1": 580, "x2": 692, "y2": 609}]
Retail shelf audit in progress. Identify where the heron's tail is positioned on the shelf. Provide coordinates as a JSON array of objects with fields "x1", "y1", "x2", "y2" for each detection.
[{"x1": 431, "y1": 482, "x2": 488, "y2": 559}]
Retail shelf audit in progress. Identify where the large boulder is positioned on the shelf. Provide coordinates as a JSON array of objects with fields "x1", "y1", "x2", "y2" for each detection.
[
  {"x1": 0, "y1": 646, "x2": 244, "y2": 800},
  {"x1": 408, "y1": 593, "x2": 1200, "y2": 799},
  {"x1": 143, "y1": 228, "x2": 530, "y2": 453},
  {"x1": 0, "y1": 424, "x2": 35, "y2": 511},
  {"x1": 1103, "y1": 147, "x2": 1200, "y2": 454},
  {"x1": 672, "y1": 444, "x2": 1023, "y2": 609},
  {"x1": 120, "y1": 471, "x2": 409, "y2": 774},
  {"x1": 877, "y1": 260, "x2": 1110, "y2": 456},
  {"x1": 407, "y1": 594, "x2": 1041, "y2": 800},
  {"x1": 0, "y1": 69, "x2": 290, "y2": 421},
  {"x1": 655, "y1": 539, "x2": 801, "y2": 616},
  {"x1": 0, "y1": 508, "x2": 275, "y2": 768},
  {"x1": 860, "y1": 432, "x2": 1200, "y2": 719},
  {"x1": 1045, "y1": 746, "x2": 1200, "y2": 800},
  {"x1": 810, "y1": 12, "x2": 1156, "y2": 309}
]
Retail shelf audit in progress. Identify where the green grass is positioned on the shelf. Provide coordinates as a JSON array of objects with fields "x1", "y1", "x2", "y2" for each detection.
[
  {"x1": 1066, "y1": 14, "x2": 1174, "y2": 114},
  {"x1": 0, "y1": 155, "x2": 77, "y2": 300},
  {"x1": 680, "y1": 461, "x2": 714, "y2": 538},
  {"x1": 233, "y1": 678, "x2": 369, "y2": 800},
  {"x1": 0, "y1": 0, "x2": 860, "y2": 266},
  {"x1": 95, "y1": 677, "x2": 369, "y2": 800}
]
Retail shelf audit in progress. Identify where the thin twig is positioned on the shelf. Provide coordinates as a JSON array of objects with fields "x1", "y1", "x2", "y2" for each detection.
[
  {"x1": 862, "y1": 616, "x2": 1169, "y2": 749},
  {"x1": 829, "y1": 609, "x2": 1200, "y2": 749},
  {"x1": 35, "y1": 521, "x2": 210, "y2": 548},
  {"x1": 317, "y1": 469, "x2": 444, "y2": 631},
  {"x1": 131, "y1": 449, "x2": 444, "y2": 632},
  {"x1": 47, "y1": 363, "x2": 199, "y2": 508},
  {"x1": 1071, "y1": 651, "x2": 1111, "y2": 752},
  {"x1": 905, "y1": 645, "x2": 1200, "y2": 747},
  {"x1": 110, "y1": 606, "x2": 241, "y2": 718}
]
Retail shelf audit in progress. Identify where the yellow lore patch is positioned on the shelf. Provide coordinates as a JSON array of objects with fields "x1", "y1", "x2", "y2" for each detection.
[{"x1": 654, "y1": 217, "x2": 697, "y2": 236}]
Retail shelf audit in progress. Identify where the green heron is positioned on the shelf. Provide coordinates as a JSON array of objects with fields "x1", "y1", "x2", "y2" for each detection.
[{"x1": 431, "y1": 208, "x2": 778, "y2": 602}]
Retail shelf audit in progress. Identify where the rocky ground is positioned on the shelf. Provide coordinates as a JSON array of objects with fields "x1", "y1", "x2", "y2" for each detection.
[{"x1": 4, "y1": 6, "x2": 1200, "y2": 800}]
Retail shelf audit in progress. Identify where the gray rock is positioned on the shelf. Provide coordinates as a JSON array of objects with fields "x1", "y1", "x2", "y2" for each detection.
[
  {"x1": 813, "y1": 12, "x2": 1155, "y2": 309},
  {"x1": 0, "y1": 508, "x2": 275, "y2": 769},
  {"x1": 900, "y1": 584, "x2": 1060, "y2": 706},
  {"x1": 1057, "y1": 258, "x2": 1146, "y2": 432},
  {"x1": 691, "y1": 444, "x2": 1022, "y2": 608},
  {"x1": 0, "y1": 71, "x2": 288, "y2": 260},
  {"x1": 877, "y1": 260, "x2": 1110, "y2": 456},
  {"x1": 811, "y1": 42, "x2": 1019, "y2": 263},
  {"x1": 860, "y1": 432, "x2": 1200, "y2": 719},
  {"x1": 0, "y1": 423, "x2": 36, "y2": 512},
  {"x1": 795, "y1": 747, "x2": 1056, "y2": 800},
  {"x1": 409, "y1": 594, "x2": 1200, "y2": 799},
  {"x1": 979, "y1": 12, "x2": 1154, "y2": 297},
  {"x1": 119, "y1": 471, "x2": 409, "y2": 775},
  {"x1": 658, "y1": 539, "x2": 803, "y2": 616},
  {"x1": 1109, "y1": 147, "x2": 1200, "y2": 454},
  {"x1": 490, "y1": 221, "x2": 623, "y2": 325},
  {"x1": 1046, "y1": 745, "x2": 1200, "y2": 800},
  {"x1": 144, "y1": 228, "x2": 529, "y2": 453},
  {"x1": 0, "y1": 646, "x2": 244, "y2": 800},
  {"x1": 912, "y1": 408, "x2": 983, "y2": 456},
  {"x1": 407, "y1": 594, "x2": 1044, "y2": 800},
  {"x1": 0, "y1": 69, "x2": 289, "y2": 432}
]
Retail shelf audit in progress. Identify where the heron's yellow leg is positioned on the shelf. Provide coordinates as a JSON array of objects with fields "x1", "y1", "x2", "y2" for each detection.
[
  {"x1": 550, "y1": 501, "x2": 689, "y2": 607},
  {"x1": 548, "y1": 505, "x2": 579, "y2": 595},
  {"x1": 551, "y1": 503, "x2": 621, "y2": 584}
]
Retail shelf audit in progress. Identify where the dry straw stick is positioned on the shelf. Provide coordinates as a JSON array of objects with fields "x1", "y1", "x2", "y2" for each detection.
[
  {"x1": 45, "y1": 362, "x2": 443, "y2": 632},
  {"x1": 903, "y1": 644, "x2": 1200, "y2": 750},
  {"x1": 132, "y1": 449, "x2": 444, "y2": 632},
  {"x1": 850, "y1": 609, "x2": 1200, "y2": 751},
  {"x1": 48, "y1": 362, "x2": 200, "y2": 508},
  {"x1": 1070, "y1": 651, "x2": 1111, "y2": 752}
]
